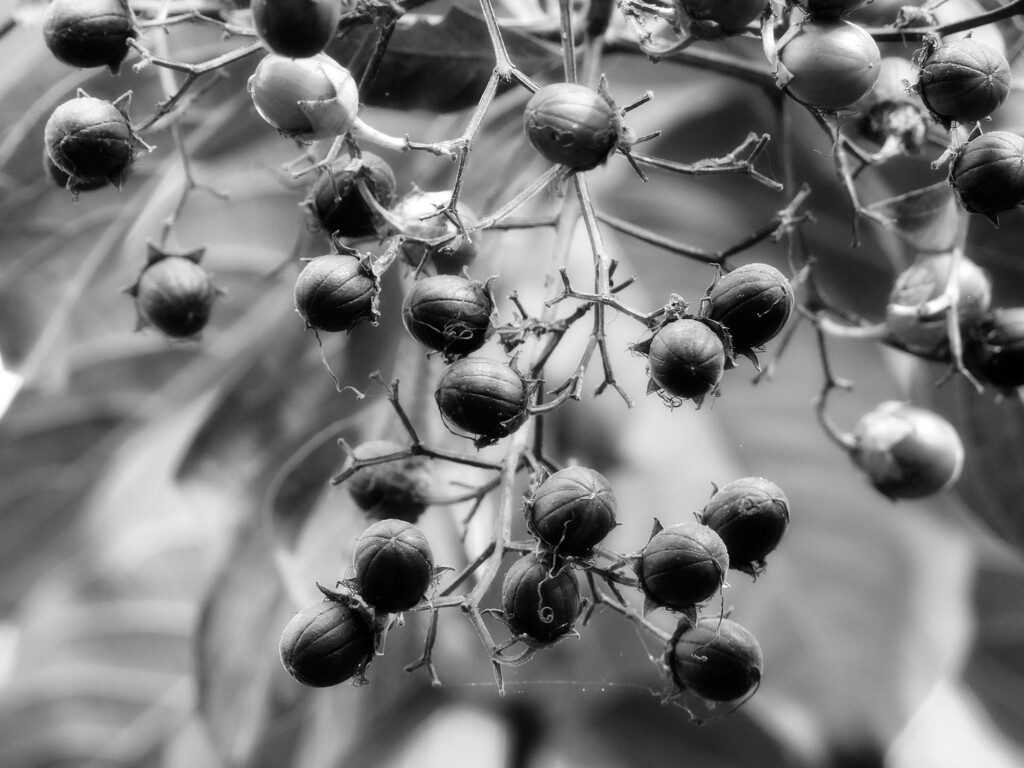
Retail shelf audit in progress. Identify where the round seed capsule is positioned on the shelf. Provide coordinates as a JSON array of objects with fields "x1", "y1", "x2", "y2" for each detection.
[
  {"x1": 402, "y1": 275, "x2": 493, "y2": 358},
  {"x1": 353, "y1": 519, "x2": 434, "y2": 613},
  {"x1": 279, "y1": 599, "x2": 375, "y2": 687},
  {"x1": 665, "y1": 617, "x2": 763, "y2": 701},
  {"x1": 700, "y1": 477, "x2": 790, "y2": 576},
  {"x1": 501, "y1": 553, "x2": 582, "y2": 645},
  {"x1": 637, "y1": 521, "x2": 729, "y2": 610},
  {"x1": 525, "y1": 466, "x2": 617, "y2": 556},
  {"x1": 434, "y1": 357, "x2": 529, "y2": 444}
]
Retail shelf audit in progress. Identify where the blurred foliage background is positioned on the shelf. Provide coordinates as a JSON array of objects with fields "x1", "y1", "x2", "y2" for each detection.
[{"x1": 2, "y1": 0, "x2": 1024, "y2": 766}]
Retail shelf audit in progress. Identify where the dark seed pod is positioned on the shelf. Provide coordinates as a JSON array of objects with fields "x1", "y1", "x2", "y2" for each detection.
[
  {"x1": 525, "y1": 466, "x2": 617, "y2": 556},
  {"x1": 310, "y1": 153, "x2": 397, "y2": 238},
  {"x1": 279, "y1": 599, "x2": 375, "y2": 687},
  {"x1": 130, "y1": 250, "x2": 218, "y2": 339},
  {"x1": 251, "y1": 0, "x2": 342, "y2": 59},
  {"x1": 353, "y1": 519, "x2": 434, "y2": 613},
  {"x1": 501, "y1": 553, "x2": 582, "y2": 645},
  {"x1": 917, "y1": 38, "x2": 1011, "y2": 126},
  {"x1": 345, "y1": 440, "x2": 433, "y2": 522},
  {"x1": 700, "y1": 477, "x2": 789, "y2": 576},
  {"x1": 524, "y1": 83, "x2": 620, "y2": 170},
  {"x1": 851, "y1": 401, "x2": 964, "y2": 499},
  {"x1": 949, "y1": 131, "x2": 1024, "y2": 218},
  {"x1": 637, "y1": 521, "x2": 729, "y2": 611},
  {"x1": 665, "y1": 617, "x2": 763, "y2": 701},
  {"x1": 393, "y1": 191, "x2": 480, "y2": 275},
  {"x1": 44, "y1": 96, "x2": 135, "y2": 188},
  {"x1": 681, "y1": 0, "x2": 767, "y2": 34},
  {"x1": 43, "y1": 147, "x2": 108, "y2": 192},
  {"x1": 434, "y1": 357, "x2": 529, "y2": 445},
  {"x1": 799, "y1": 0, "x2": 869, "y2": 19},
  {"x1": 43, "y1": 0, "x2": 133, "y2": 72},
  {"x1": 402, "y1": 275, "x2": 493, "y2": 358},
  {"x1": 647, "y1": 319, "x2": 726, "y2": 401},
  {"x1": 708, "y1": 263, "x2": 794, "y2": 350},
  {"x1": 294, "y1": 254, "x2": 378, "y2": 333},
  {"x1": 966, "y1": 308, "x2": 1024, "y2": 391},
  {"x1": 884, "y1": 252, "x2": 991, "y2": 358},
  {"x1": 248, "y1": 53, "x2": 359, "y2": 141}
]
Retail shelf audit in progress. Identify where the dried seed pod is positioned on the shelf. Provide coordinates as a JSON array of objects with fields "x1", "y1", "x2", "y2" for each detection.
[
  {"x1": 44, "y1": 95, "x2": 136, "y2": 189},
  {"x1": 43, "y1": 0, "x2": 133, "y2": 72},
  {"x1": 392, "y1": 191, "x2": 480, "y2": 275},
  {"x1": 851, "y1": 401, "x2": 964, "y2": 499},
  {"x1": 434, "y1": 357, "x2": 529, "y2": 445},
  {"x1": 345, "y1": 440, "x2": 433, "y2": 522},
  {"x1": 917, "y1": 38, "x2": 1011, "y2": 126},
  {"x1": 43, "y1": 147, "x2": 109, "y2": 192},
  {"x1": 248, "y1": 53, "x2": 359, "y2": 141},
  {"x1": 699, "y1": 477, "x2": 789, "y2": 576},
  {"x1": 884, "y1": 252, "x2": 991, "y2": 358},
  {"x1": 647, "y1": 319, "x2": 726, "y2": 402},
  {"x1": 637, "y1": 521, "x2": 729, "y2": 611},
  {"x1": 251, "y1": 0, "x2": 342, "y2": 59},
  {"x1": 130, "y1": 251, "x2": 219, "y2": 339},
  {"x1": 294, "y1": 253, "x2": 378, "y2": 332},
  {"x1": 949, "y1": 131, "x2": 1024, "y2": 218},
  {"x1": 708, "y1": 263, "x2": 794, "y2": 350},
  {"x1": 665, "y1": 617, "x2": 763, "y2": 701},
  {"x1": 501, "y1": 553, "x2": 582, "y2": 645},
  {"x1": 310, "y1": 153, "x2": 397, "y2": 238},
  {"x1": 402, "y1": 275, "x2": 493, "y2": 358},
  {"x1": 774, "y1": 19, "x2": 881, "y2": 111},
  {"x1": 966, "y1": 308, "x2": 1024, "y2": 391},
  {"x1": 523, "y1": 83, "x2": 620, "y2": 170},
  {"x1": 525, "y1": 466, "x2": 617, "y2": 556},
  {"x1": 353, "y1": 519, "x2": 434, "y2": 613},
  {"x1": 279, "y1": 598, "x2": 374, "y2": 687}
]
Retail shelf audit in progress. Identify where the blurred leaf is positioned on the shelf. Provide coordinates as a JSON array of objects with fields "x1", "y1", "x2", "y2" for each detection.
[
  {"x1": 962, "y1": 557, "x2": 1024, "y2": 752},
  {"x1": 331, "y1": 6, "x2": 560, "y2": 112},
  {"x1": 865, "y1": 182, "x2": 963, "y2": 254}
]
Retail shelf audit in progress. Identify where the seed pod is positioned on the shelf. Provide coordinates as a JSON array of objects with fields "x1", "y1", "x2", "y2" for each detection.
[
  {"x1": 294, "y1": 254, "x2": 378, "y2": 333},
  {"x1": 851, "y1": 401, "x2": 964, "y2": 499},
  {"x1": 949, "y1": 131, "x2": 1024, "y2": 218},
  {"x1": 525, "y1": 466, "x2": 617, "y2": 556},
  {"x1": 392, "y1": 191, "x2": 480, "y2": 275},
  {"x1": 665, "y1": 617, "x2": 763, "y2": 701},
  {"x1": 44, "y1": 95, "x2": 135, "y2": 189},
  {"x1": 310, "y1": 153, "x2": 397, "y2": 238},
  {"x1": 434, "y1": 357, "x2": 529, "y2": 445},
  {"x1": 775, "y1": 19, "x2": 881, "y2": 111},
  {"x1": 248, "y1": 53, "x2": 359, "y2": 141},
  {"x1": 853, "y1": 57, "x2": 927, "y2": 152},
  {"x1": 523, "y1": 83, "x2": 620, "y2": 170},
  {"x1": 917, "y1": 38, "x2": 1011, "y2": 126},
  {"x1": 131, "y1": 253, "x2": 219, "y2": 339},
  {"x1": 680, "y1": 0, "x2": 767, "y2": 34},
  {"x1": 43, "y1": 0, "x2": 133, "y2": 72},
  {"x1": 966, "y1": 308, "x2": 1024, "y2": 391},
  {"x1": 345, "y1": 440, "x2": 433, "y2": 522},
  {"x1": 501, "y1": 553, "x2": 582, "y2": 645},
  {"x1": 708, "y1": 263, "x2": 794, "y2": 350},
  {"x1": 279, "y1": 599, "x2": 374, "y2": 687},
  {"x1": 402, "y1": 275, "x2": 493, "y2": 359},
  {"x1": 884, "y1": 252, "x2": 991, "y2": 358},
  {"x1": 353, "y1": 519, "x2": 434, "y2": 613},
  {"x1": 637, "y1": 521, "x2": 729, "y2": 611},
  {"x1": 252, "y1": 0, "x2": 342, "y2": 59},
  {"x1": 647, "y1": 319, "x2": 726, "y2": 402},
  {"x1": 700, "y1": 477, "x2": 789, "y2": 576}
]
